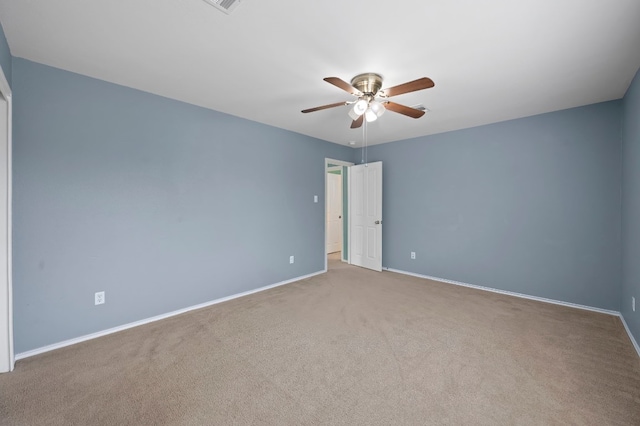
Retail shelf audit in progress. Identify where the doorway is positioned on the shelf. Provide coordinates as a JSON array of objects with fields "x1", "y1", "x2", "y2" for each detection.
[
  {"x1": 326, "y1": 167, "x2": 342, "y2": 254},
  {"x1": 325, "y1": 158, "x2": 353, "y2": 271}
]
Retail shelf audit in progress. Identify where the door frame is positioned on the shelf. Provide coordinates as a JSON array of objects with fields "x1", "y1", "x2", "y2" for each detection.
[
  {"x1": 0, "y1": 64, "x2": 13, "y2": 373},
  {"x1": 326, "y1": 167, "x2": 343, "y2": 255},
  {"x1": 324, "y1": 158, "x2": 353, "y2": 271}
]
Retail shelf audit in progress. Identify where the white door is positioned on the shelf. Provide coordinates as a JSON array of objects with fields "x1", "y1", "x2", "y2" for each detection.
[
  {"x1": 349, "y1": 162, "x2": 382, "y2": 271},
  {"x1": 0, "y1": 75, "x2": 12, "y2": 373},
  {"x1": 326, "y1": 172, "x2": 343, "y2": 253}
]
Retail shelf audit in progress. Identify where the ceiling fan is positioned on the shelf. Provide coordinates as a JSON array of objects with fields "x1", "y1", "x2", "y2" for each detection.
[{"x1": 301, "y1": 73, "x2": 435, "y2": 129}]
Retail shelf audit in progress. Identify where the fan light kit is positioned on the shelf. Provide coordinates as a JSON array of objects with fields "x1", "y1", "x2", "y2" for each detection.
[{"x1": 302, "y1": 72, "x2": 435, "y2": 129}]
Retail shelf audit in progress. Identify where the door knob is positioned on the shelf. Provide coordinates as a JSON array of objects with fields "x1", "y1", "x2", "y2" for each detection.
[
  {"x1": 339, "y1": 216, "x2": 342, "y2": 219},
  {"x1": 375, "y1": 220, "x2": 381, "y2": 224}
]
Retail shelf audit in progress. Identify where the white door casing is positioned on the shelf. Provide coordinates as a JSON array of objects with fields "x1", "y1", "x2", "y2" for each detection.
[
  {"x1": 325, "y1": 158, "x2": 353, "y2": 271},
  {"x1": 0, "y1": 65, "x2": 13, "y2": 373},
  {"x1": 349, "y1": 162, "x2": 382, "y2": 271},
  {"x1": 326, "y1": 171, "x2": 343, "y2": 254}
]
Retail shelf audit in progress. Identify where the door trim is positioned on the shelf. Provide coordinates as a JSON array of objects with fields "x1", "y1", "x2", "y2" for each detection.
[
  {"x1": 325, "y1": 158, "x2": 353, "y2": 271},
  {"x1": 0, "y1": 64, "x2": 13, "y2": 373}
]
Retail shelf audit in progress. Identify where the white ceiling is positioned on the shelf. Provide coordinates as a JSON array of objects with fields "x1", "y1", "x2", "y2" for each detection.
[{"x1": 1, "y1": 0, "x2": 639, "y2": 146}]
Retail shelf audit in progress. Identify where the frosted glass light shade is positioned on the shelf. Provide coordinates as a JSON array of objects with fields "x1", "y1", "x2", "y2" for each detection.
[
  {"x1": 353, "y1": 99, "x2": 367, "y2": 115},
  {"x1": 369, "y1": 100, "x2": 385, "y2": 117},
  {"x1": 348, "y1": 99, "x2": 368, "y2": 120},
  {"x1": 365, "y1": 108, "x2": 378, "y2": 122}
]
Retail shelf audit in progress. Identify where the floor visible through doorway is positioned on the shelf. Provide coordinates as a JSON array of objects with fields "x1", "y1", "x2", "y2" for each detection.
[{"x1": 327, "y1": 252, "x2": 341, "y2": 262}]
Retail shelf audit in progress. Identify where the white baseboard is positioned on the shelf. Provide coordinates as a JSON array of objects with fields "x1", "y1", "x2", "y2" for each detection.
[
  {"x1": 384, "y1": 267, "x2": 619, "y2": 315},
  {"x1": 384, "y1": 267, "x2": 640, "y2": 358},
  {"x1": 15, "y1": 270, "x2": 325, "y2": 361},
  {"x1": 619, "y1": 314, "x2": 640, "y2": 358}
]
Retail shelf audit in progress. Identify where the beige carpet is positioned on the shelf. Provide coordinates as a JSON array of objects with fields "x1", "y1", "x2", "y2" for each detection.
[{"x1": 1, "y1": 259, "x2": 639, "y2": 425}]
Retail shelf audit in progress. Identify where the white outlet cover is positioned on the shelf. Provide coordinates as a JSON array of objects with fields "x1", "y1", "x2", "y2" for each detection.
[
  {"x1": 289, "y1": 256, "x2": 294, "y2": 264},
  {"x1": 95, "y1": 291, "x2": 105, "y2": 305}
]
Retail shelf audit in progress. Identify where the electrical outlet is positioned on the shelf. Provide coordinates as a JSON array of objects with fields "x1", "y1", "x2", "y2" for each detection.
[
  {"x1": 411, "y1": 252, "x2": 416, "y2": 260},
  {"x1": 289, "y1": 255, "x2": 294, "y2": 264},
  {"x1": 633, "y1": 296, "x2": 636, "y2": 312},
  {"x1": 95, "y1": 291, "x2": 105, "y2": 305}
]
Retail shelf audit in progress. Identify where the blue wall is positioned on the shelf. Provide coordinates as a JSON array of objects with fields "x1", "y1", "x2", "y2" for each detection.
[
  {"x1": 622, "y1": 67, "x2": 640, "y2": 344},
  {"x1": 0, "y1": 20, "x2": 11, "y2": 86},
  {"x1": 4, "y1": 42, "x2": 636, "y2": 352},
  {"x1": 359, "y1": 102, "x2": 622, "y2": 310},
  {"x1": 12, "y1": 58, "x2": 351, "y2": 353}
]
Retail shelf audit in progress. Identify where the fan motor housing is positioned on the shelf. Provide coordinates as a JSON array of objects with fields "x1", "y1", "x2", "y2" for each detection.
[{"x1": 351, "y1": 73, "x2": 383, "y2": 95}]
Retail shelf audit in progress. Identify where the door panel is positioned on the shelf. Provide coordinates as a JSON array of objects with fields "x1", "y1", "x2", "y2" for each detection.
[
  {"x1": 353, "y1": 226, "x2": 363, "y2": 257},
  {"x1": 367, "y1": 227, "x2": 376, "y2": 259},
  {"x1": 349, "y1": 162, "x2": 382, "y2": 271}
]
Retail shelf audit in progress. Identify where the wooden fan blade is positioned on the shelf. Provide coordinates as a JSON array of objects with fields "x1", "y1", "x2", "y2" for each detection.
[
  {"x1": 301, "y1": 102, "x2": 347, "y2": 113},
  {"x1": 381, "y1": 77, "x2": 434, "y2": 97},
  {"x1": 350, "y1": 115, "x2": 364, "y2": 129},
  {"x1": 384, "y1": 101, "x2": 426, "y2": 118},
  {"x1": 324, "y1": 77, "x2": 362, "y2": 96}
]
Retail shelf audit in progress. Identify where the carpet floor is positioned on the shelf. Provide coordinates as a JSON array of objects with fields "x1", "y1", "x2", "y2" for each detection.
[{"x1": 1, "y1": 258, "x2": 639, "y2": 425}]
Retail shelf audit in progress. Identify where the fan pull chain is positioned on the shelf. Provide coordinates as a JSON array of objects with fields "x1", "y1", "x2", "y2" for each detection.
[
  {"x1": 364, "y1": 119, "x2": 367, "y2": 165},
  {"x1": 361, "y1": 119, "x2": 365, "y2": 164},
  {"x1": 362, "y1": 118, "x2": 368, "y2": 165}
]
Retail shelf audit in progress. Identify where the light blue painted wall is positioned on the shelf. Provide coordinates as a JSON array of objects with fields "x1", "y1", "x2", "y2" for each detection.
[
  {"x1": 622, "y1": 67, "x2": 640, "y2": 344},
  {"x1": 0, "y1": 20, "x2": 11, "y2": 86},
  {"x1": 12, "y1": 58, "x2": 351, "y2": 353},
  {"x1": 357, "y1": 102, "x2": 622, "y2": 310}
]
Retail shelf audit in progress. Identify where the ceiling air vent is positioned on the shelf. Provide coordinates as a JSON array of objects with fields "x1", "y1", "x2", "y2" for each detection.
[
  {"x1": 201, "y1": 0, "x2": 241, "y2": 14},
  {"x1": 411, "y1": 104, "x2": 430, "y2": 112}
]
